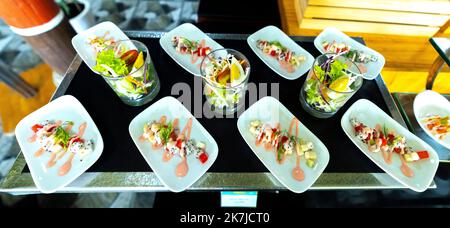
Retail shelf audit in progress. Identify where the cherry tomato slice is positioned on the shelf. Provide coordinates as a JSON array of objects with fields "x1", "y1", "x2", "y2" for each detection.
[
  {"x1": 31, "y1": 124, "x2": 43, "y2": 133},
  {"x1": 198, "y1": 152, "x2": 208, "y2": 164}
]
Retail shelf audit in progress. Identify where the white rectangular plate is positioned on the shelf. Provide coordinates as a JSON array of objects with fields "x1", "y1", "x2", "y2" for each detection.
[
  {"x1": 15, "y1": 95, "x2": 104, "y2": 193},
  {"x1": 129, "y1": 96, "x2": 219, "y2": 192},
  {"x1": 159, "y1": 23, "x2": 224, "y2": 76},
  {"x1": 247, "y1": 25, "x2": 314, "y2": 80},
  {"x1": 341, "y1": 99, "x2": 439, "y2": 192},
  {"x1": 314, "y1": 27, "x2": 385, "y2": 80},
  {"x1": 237, "y1": 96, "x2": 329, "y2": 193},
  {"x1": 72, "y1": 21, "x2": 131, "y2": 71},
  {"x1": 414, "y1": 90, "x2": 450, "y2": 150}
]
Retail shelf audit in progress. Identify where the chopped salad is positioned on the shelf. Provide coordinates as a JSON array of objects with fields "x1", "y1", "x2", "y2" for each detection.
[
  {"x1": 322, "y1": 40, "x2": 378, "y2": 63},
  {"x1": 421, "y1": 114, "x2": 450, "y2": 140},
  {"x1": 29, "y1": 120, "x2": 94, "y2": 176},
  {"x1": 87, "y1": 32, "x2": 116, "y2": 53},
  {"x1": 141, "y1": 116, "x2": 209, "y2": 177},
  {"x1": 172, "y1": 36, "x2": 212, "y2": 64},
  {"x1": 249, "y1": 118, "x2": 317, "y2": 181},
  {"x1": 256, "y1": 40, "x2": 306, "y2": 72},
  {"x1": 351, "y1": 118, "x2": 430, "y2": 177}
]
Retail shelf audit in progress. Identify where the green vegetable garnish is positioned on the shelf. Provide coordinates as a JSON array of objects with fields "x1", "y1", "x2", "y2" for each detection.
[
  {"x1": 328, "y1": 60, "x2": 347, "y2": 82},
  {"x1": 54, "y1": 126, "x2": 70, "y2": 148},
  {"x1": 314, "y1": 59, "x2": 348, "y2": 84},
  {"x1": 159, "y1": 121, "x2": 173, "y2": 144},
  {"x1": 313, "y1": 65, "x2": 325, "y2": 82},
  {"x1": 93, "y1": 49, "x2": 130, "y2": 77},
  {"x1": 269, "y1": 41, "x2": 287, "y2": 51},
  {"x1": 440, "y1": 116, "x2": 448, "y2": 125},
  {"x1": 382, "y1": 124, "x2": 389, "y2": 137},
  {"x1": 277, "y1": 143, "x2": 284, "y2": 162},
  {"x1": 306, "y1": 159, "x2": 316, "y2": 168},
  {"x1": 181, "y1": 37, "x2": 194, "y2": 49}
]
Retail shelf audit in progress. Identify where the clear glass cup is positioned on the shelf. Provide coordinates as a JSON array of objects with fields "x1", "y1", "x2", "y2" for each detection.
[
  {"x1": 95, "y1": 40, "x2": 160, "y2": 106},
  {"x1": 200, "y1": 48, "x2": 251, "y2": 115},
  {"x1": 299, "y1": 53, "x2": 363, "y2": 118}
]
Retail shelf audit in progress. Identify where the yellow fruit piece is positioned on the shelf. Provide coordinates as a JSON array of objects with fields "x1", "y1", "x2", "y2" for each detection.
[
  {"x1": 329, "y1": 76, "x2": 349, "y2": 92},
  {"x1": 230, "y1": 63, "x2": 240, "y2": 82},
  {"x1": 133, "y1": 51, "x2": 144, "y2": 69}
]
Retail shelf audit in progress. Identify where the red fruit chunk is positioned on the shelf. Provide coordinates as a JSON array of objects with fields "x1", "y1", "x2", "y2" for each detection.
[
  {"x1": 176, "y1": 139, "x2": 183, "y2": 149},
  {"x1": 31, "y1": 124, "x2": 43, "y2": 133},
  {"x1": 198, "y1": 152, "x2": 208, "y2": 164},
  {"x1": 417, "y1": 150, "x2": 429, "y2": 159},
  {"x1": 381, "y1": 138, "x2": 387, "y2": 147},
  {"x1": 354, "y1": 125, "x2": 363, "y2": 133}
]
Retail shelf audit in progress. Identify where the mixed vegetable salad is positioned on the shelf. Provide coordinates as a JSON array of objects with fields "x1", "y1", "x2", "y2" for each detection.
[
  {"x1": 303, "y1": 54, "x2": 361, "y2": 113},
  {"x1": 90, "y1": 39, "x2": 157, "y2": 100},
  {"x1": 203, "y1": 52, "x2": 249, "y2": 110},
  {"x1": 256, "y1": 40, "x2": 306, "y2": 73}
]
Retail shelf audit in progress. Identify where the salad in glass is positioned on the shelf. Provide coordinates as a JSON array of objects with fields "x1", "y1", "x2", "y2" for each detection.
[
  {"x1": 200, "y1": 49, "x2": 250, "y2": 114},
  {"x1": 300, "y1": 53, "x2": 363, "y2": 118},
  {"x1": 91, "y1": 39, "x2": 160, "y2": 106}
]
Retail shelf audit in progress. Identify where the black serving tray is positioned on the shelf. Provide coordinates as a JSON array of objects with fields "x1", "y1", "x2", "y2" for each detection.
[{"x1": 24, "y1": 34, "x2": 396, "y2": 174}]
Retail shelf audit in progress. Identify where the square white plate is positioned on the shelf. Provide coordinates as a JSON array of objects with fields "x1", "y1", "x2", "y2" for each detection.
[
  {"x1": 314, "y1": 27, "x2": 385, "y2": 80},
  {"x1": 129, "y1": 96, "x2": 218, "y2": 192},
  {"x1": 414, "y1": 90, "x2": 450, "y2": 150},
  {"x1": 72, "y1": 21, "x2": 131, "y2": 71},
  {"x1": 159, "y1": 23, "x2": 224, "y2": 76},
  {"x1": 237, "y1": 96, "x2": 329, "y2": 193},
  {"x1": 247, "y1": 25, "x2": 314, "y2": 80},
  {"x1": 15, "y1": 95, "x2": 104, "y2": 193},
  {"x1": 341, "y1": 99, "x2": 439, "y2": 192}
]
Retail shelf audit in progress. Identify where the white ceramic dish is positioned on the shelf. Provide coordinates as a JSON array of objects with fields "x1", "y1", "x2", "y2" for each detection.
[
  {"x1": 247, "y1": 25, "x2": 314, "y2": 80},
  {"x1": 341, "y1": 99, "x2": 439, "y2": 192},
  {"x1": 15, "y1": 95, "x2": 104, "y2": 193},
  {"x1": 159, "y1": 23, "x2": 224, "y2": 76},
  {"x1": 72, "y1": 21, "x2": 131, "y2": 71},
  {"x1": 414, "y1": 90, "x2": 450, "y2": 149},
  {"x1": 129, "y1": 96, "x2": 219, "y2": 192},
  {"x1": 314, "y1": 27, "x2": 385, "y2": 80},
  {"x1": 237, "y1": 96, "x2": 329, "y2": 193}
]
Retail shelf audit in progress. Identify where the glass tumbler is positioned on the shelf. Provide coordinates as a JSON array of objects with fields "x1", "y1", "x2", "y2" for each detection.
[
  {"x1": 299, "y1": 53, "x2": 363, "y2": 118},
  {"x1": 95, "y1": 40, "x2": 160, "y2": 106},
  {"x1": 200, "y1": 48, "x2": 251, "y2": 115}
]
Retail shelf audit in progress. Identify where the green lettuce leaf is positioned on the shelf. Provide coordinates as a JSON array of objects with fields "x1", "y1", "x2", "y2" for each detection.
[{"x1": 93, "y1": 49, "x2": 129, "y2": 77}]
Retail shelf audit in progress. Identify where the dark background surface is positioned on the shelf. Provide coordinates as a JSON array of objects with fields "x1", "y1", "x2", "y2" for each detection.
[
  {"x1": 25, "y1": 36, "x2": 388, "y2": 174},
  {"x1": 197, "y1": 0, "x2": 281, "y2": 34}
]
